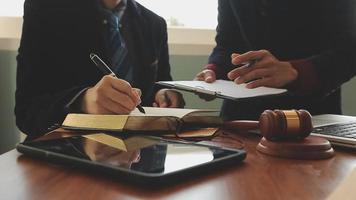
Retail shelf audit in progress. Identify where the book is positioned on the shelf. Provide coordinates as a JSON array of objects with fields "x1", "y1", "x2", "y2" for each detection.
[
  {"x1": 62, "y1": 107, "x2": 222, "y2": 133},
  {"x1": 157, "y1": 80, "x2": 287, "y2": 100}
]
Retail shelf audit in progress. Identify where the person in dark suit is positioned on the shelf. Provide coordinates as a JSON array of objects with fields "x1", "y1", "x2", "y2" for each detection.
[
  {"x1": 195, "y1": 0, "x2": 356, "y2": 120},
  {"x1": 15, "y1": 0, "x2": 184, "y2": 139}
]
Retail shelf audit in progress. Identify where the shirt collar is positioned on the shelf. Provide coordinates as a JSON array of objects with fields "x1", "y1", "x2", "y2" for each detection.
[
  {"x1": 114, "y1": 0, "x2": 127, "y2": 19},
  {"x1": 100, "y1": 0, "x2": 139, "y2": 18}
]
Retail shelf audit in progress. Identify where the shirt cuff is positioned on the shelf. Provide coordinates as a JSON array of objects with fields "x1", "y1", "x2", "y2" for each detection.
[
  {"x1": 286, "y1": 59, "x2": 321, "y2": 95},
  {"x1": 203, "y1": 64, "x2": 227, "y2": 79}
]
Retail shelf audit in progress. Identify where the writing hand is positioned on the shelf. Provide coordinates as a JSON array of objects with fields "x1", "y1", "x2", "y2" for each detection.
[
  {"x1": 81, "y1": 75, "x2": 141, "y2": 114},
  {"x1": 228, "y1": 50, "x2": 298, "y2": 88},
  {"x1": 153, "y1": 89, "x2": 185, "y2": 108}
]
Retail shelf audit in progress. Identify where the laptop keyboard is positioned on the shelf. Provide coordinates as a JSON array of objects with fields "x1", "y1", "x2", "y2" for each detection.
[{"x1": 313, "y1": 121, "x2": 356, "y2": 139}]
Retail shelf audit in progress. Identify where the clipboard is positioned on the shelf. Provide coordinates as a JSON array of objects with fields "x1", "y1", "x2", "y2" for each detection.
[{"x1": 157, "y1": 80, "x2": 287, "y2": 100}]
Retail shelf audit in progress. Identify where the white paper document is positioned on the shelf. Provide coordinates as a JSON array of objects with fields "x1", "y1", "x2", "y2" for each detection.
[{"x1": 157, "y1": 80, "x2": 287, "y2": 100}]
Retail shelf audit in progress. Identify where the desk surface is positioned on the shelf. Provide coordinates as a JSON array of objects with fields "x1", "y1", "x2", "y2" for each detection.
[{"x1": 1, "y1": 131, "x2": 356, "y2": 200}]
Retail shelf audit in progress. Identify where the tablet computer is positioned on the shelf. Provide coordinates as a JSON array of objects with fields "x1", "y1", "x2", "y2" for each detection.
[{"x1": 17, "y1": 133, "x2": 246, "y2": 186}]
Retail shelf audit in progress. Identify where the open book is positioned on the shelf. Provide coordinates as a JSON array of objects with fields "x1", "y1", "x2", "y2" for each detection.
[
  {"x1": 62, "y1": 107, "x2": 222, "y2": 133},
  {"x1": 157, "y1": 80, "x2": 287, "y2": 100}
]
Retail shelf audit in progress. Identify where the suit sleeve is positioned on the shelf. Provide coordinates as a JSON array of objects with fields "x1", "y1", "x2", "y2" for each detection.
[
  {"x1": 207, "y1": 0, "x2": 249, "y2": 79},
  {"x1": 306, "y1": 0, "x2": 356, "y2": 96},
  {"x1": 156, "y1": 19, "x2": 172, "y2": 82},
  {"x1": 209, "y1": 0, "x2": 356, "y2": 96},
  {"x1": 143, "y1": 18, "x2": 172, "y2": 105},
  {"x1": 15, "y1": 1, "x2": 90, "y2": 139}
]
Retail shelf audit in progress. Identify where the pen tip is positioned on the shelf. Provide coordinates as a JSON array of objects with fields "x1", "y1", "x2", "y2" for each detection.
[{"x1": 137, "y1": 105, "x2": 146, "y2": 114}]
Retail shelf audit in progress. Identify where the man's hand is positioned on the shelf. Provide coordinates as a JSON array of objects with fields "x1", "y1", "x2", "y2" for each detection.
[
  {"x1": 81, "y1": 75, "x2": 141, "y2": 114},
  {"x1": 193, "y1": 69, "x2": 218, "y2": 101},
  {"x1": 153, "y1": 89, "x2": 185, "y2": 108},
  {"x1": 194, "y1": 69, "x2": 216, "y2": 83},
  {"x1": 228, "y1": 50, "x2": 298, "y2": 88}
]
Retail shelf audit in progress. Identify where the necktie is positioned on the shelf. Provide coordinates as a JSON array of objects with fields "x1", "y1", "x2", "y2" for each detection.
[{"x1": 105, "y1": 12, "x2": 130, "y2": 79}]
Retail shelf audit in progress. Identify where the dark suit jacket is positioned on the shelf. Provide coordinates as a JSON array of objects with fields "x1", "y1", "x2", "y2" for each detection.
[
  {"x1": 15, "y1": 0, "x2": 172, "y2": 138},
  {"x1": 209, "y1": 0, "x2": 356, "y2": 120}
]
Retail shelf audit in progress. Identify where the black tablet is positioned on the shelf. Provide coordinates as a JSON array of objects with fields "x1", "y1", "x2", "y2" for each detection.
[{"x1": 17, "y1": 134, "x2": 246, "y2": 185}]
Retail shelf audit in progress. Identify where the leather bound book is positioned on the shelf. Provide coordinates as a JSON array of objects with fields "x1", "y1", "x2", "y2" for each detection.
[{"x1": 62, "y1": 107, "x2": 222, "y2": 133}]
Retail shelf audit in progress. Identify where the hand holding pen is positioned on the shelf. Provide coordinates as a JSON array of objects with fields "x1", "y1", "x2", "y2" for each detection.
[
  {"x1": 80, "y1": 53, "x2": 145, "y2": 114},
  {"x1": 228, "y1": 51, "x2": 298, "y2": 89}
]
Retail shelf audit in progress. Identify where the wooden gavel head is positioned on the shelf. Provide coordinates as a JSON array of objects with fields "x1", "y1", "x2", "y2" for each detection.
[
  {"x1": 259, "y1": 109, "x2": 313, "y2": 140},
  {"x1": 222, "y1": 109, "x2": 313, "y2": 141}
]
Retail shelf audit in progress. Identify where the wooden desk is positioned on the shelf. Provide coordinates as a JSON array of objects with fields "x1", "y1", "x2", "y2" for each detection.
[{"x1": 1, "y1": 131, "x2": 356, "y2": 200}]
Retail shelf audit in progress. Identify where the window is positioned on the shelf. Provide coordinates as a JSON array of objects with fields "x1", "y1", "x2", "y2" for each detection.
[
  {"x1": 137, "y1": 0, "x2": 218, "y2": 29},
  {"x1": 0, "y1": 0, "x2": 24, "y2": 16},
  {"x1": 0, "y1": 0, "x2": 219, "y2": 30}
]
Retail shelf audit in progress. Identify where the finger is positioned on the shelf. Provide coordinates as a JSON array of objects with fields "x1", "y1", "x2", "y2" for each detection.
[
  {"x1": 131, "y1": 88, "x2": 141, "y2": 105},
  {"x1": 228, "y1": 57, "x2": 274, "y2": 80},
  {"x1": 231, "y1": 53, "x2": 240, "y2": 59},
  {"x1": 155, "y1": 92, "x2": 168, "y2": 107},
  {"x1": 194, "y1": 71, "x2": 205, "y2": 81},
  {"x1": 99, "y1": 95, "x2": 132, "y2": 114},
  {"x1": 246, "y1": 77, "x2": 275, "y2": 89},
  {"x1": 227, "y1": 64, "x2": 254, "y2": 80},
  {"x1": 133, "y1": 88, "x2": 142, "y2": 97},
  {"x1": 235, "y1": 68, "x2": 271, "y2": 84},
  {"x1": 231, "y1": 50, "x2": 269, "y2": 65},
  {"x1": 204, "y1": 71, "x2": 216, "y2": 83},
  {"x1": 99, "y1": 86, "x2": 137, "y2": 111},
  {"x1": 166, "y1": 91, "x2": 179, "y2": 107},
  {"x1": 152, "y1": 102, "x2": 158, "y2": 107},
  {"x1": 107, "y1": 77, "x2": 138, "y2": 101},
  {"x1": 194, "y1": 70, "x2": 216, "y2": 83}
]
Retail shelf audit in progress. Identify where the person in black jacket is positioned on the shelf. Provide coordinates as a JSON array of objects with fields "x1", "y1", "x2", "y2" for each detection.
[
  {"x1": 15, "y1": 0, "x2": 184, "y2": 139},
  {"x1": 195, "y1": 0, "x2": 356, "y2": 120}
]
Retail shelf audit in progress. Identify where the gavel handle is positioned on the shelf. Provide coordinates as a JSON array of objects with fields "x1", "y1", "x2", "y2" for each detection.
[{"x1": 222, "y1": 120, "x2": 259, "y2": 130}]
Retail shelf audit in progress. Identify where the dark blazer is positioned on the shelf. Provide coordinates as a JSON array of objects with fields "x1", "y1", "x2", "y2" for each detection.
[
  {"x1": 209, "y1": 0, "x2": 356, "y2": 120},
  {"x1": 15, "y1": 0, "x2": 172, "y2": 138}
]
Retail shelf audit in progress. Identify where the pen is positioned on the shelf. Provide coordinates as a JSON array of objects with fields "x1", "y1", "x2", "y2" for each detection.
[
  {"x1": 244, "y1": 59, "x2": 257, "y2": 68},
  {"x1": 89, "y1": 53, "x2": 146, "y2": 114},
  {"x1": 232, "y1": 53, "x2": 257, "y2": 68}
]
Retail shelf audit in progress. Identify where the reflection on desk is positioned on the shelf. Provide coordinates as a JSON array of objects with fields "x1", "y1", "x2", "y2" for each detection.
[{"x1": 1, "y1": 130, "x2": 356, "y2": 200}]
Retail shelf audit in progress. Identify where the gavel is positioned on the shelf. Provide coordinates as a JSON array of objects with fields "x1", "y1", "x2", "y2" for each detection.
[{"x1": 223, "y1": 109, "x2": 313, "y2": 140}]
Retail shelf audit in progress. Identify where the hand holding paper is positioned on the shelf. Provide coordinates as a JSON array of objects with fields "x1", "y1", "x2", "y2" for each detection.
[{"x1": 229, "y1": 51, "x2": 298, "y2": 88}]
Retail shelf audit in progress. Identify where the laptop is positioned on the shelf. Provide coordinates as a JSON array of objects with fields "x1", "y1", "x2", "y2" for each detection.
[{"x1": 312, "y1": 114, "x2": 356, "y2": 149}]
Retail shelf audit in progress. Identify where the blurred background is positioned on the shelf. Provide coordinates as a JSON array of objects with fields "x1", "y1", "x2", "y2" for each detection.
[{"x1": 1, "y1": 0, "x2": 355, "y2": 154}]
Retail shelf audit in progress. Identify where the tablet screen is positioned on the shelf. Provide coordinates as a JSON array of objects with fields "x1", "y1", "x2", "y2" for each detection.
[{"x1": 21, "y1": 134, "x2": 245, "y2": 175}]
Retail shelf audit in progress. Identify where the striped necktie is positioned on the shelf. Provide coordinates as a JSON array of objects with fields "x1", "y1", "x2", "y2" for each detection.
[{"x1": 105, "y1": 12, "x2": 130, "y2": 79}]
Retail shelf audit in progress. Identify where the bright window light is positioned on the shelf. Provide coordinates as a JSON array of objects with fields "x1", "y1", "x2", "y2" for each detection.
[
  {"x1": 0, "y1": 0, "x2": 219, "y2": 29},
  {"x1": 137, "y1": 0, "x2": 218, "y2": 29},
  {"x1": 0, "y1": 0, "x2": 24, "y2": 16}
]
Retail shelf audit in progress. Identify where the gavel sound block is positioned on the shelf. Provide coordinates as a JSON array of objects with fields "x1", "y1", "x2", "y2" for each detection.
[{"x1": 223, "y1": 110, "x2": 334, "y2": 159}]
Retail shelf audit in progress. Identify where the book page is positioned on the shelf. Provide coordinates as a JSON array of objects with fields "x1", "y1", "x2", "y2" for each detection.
[
  {"x1": 158, "y1": 80, "x2": 287, "y2": 99},
  {"x1": 62, "y1": 114, "x2": 129, "y2": 131},
  {"x1": 130, "y1": 107, "x2": 209, "y2": 118}
]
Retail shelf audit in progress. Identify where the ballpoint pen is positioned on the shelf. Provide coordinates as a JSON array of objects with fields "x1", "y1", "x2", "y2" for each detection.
[
  {"x1": 232, "y1": 53, "x2": 257, "y2": 68},
  {"x1": 244, "y1": 59, "x2": 257, "y2": 68},
  {"x1": 89, "y1": 53, "x2": 146, "y2": 114}
]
